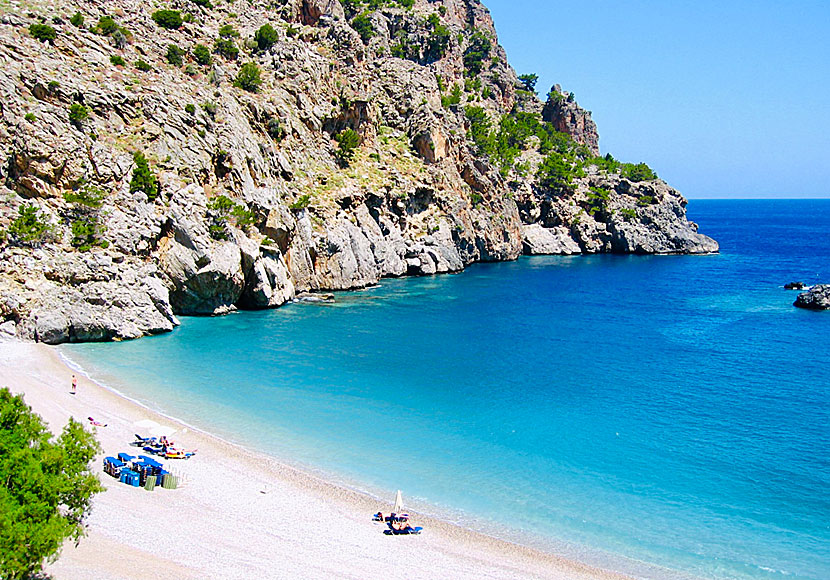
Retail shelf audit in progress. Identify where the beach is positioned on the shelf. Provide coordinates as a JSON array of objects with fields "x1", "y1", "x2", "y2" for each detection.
[{"x1": 1, "y1": 337, "x2": 627, "y2": 580}]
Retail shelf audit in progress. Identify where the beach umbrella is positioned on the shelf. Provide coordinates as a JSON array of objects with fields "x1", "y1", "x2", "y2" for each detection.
[
  {"x1": 393, "y1": 490, "x2": 403, "y2": 514},
  {"x1": 148, "y1": 424, "x2": 177, "y2": 438}
]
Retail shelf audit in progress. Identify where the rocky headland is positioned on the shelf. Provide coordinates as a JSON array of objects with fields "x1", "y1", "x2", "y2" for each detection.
[{"x1": 0, "y1": 0, "x2": 717, "y2": 344}]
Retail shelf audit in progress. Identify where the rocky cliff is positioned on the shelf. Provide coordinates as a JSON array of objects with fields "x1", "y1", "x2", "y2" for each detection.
[{"x1": 0, "y1": 0, "x2": 717, "y2": 343}]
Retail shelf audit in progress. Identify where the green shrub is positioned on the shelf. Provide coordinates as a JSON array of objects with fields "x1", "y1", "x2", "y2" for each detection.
[
  {"x1": 465, "y1": 106, "x2": 495, "y2": 156},
  {"x1": 110, "y1": 54, "x2": 126, "y2": 66},
  {"x1": 64, "y1": 184, "x2": 105, "y2": 208},
  {"x1": 424, "y1": 14, "x2": 450, "y2": 62},
  {"x1": 0, "y1": 389, "x2": 103, "y2": 580},
  {"x1": 289, "y1": 194, "x2": 311, "y2": 210},
  {"x1": 637, "y1": 195, "x2": 654, "y2": 207},
  {"x1": 586, "y1": 186, "x2": 611, "y2": 216},
  {"x1": 29, "y1": 23, "x2": 57, "y2": 43},
  {"x1": 537, "y1": 152, "x2": 576, "y2": 194},
  {"x1": 68, "y1": 214, "x2": 107, "y2": 251},
  {"x1": 219, "y1": 24, "x2": 239, "y2": 38},
  {"x1": 518, "y1": 73, "x2": 538, "y2": 93},
  {"x1": 69, "y1": 11, "x2": 84, "y2": 28},
  {"x1": 621, "y1": 162, "x2": 657, "y2": 182},
  {"x1": 351, "y1": 12, "x2": 374, "y2": 44},
  {"x1": 254, "y1": 23, "x2": 278, "y2": 52},
  {"x1": 166, "y1": 44, "x2": 185, "y2": 66},
  {"x1": 97, "y1": 16, "x2": 118, "y2": 35},
  {"x1": 5, "y1": 204, "x2": 53, "y2": 245},
  {"x1": 620, "y1": 208, "x2": 637, "y2": 220},
  {"x1": 463, "y1": 31, "x2": 491, "y2": 76},
  {"x1": 135, "y1": 59, "x2": 152, "y2": 71},
  {"x1": 152, "y1": 10, "x2": 183, "y2": 30},
  {"x1": 441, "y1": 83, "x2": 462, "y2": 108},
  {"x1": 234, "y1": 62, "x2": 262, "y2": 92},
  {"x1": 68, "y1": 103, "x2": 90, "y2": 127},
  {"x1": 24, "y1": 112, "x2": 36, "y2": 122},
  {"x1": 193, "y1": 43, "x2": 212, "y2": 65},
  {"x1": 207, "y1": 195, "x2": 254, "y2": 235},
  {"x1": 214, "y1": 38, "x2": 239, "y2": 60},
  {"x1": 335, "y1": 128, "x2": 360, "y2": 164},
  {"x1": 129, "y1": 152, "x2": 159, "y2": 201},
  {"x1": 185, "y1": 103, "x2": 196, "y2": 115}
]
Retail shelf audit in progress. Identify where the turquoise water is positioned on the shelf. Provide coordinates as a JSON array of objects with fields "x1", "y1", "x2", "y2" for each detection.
[{"x1": 63, "y1": 200, "x2": 830, "y2": 579}]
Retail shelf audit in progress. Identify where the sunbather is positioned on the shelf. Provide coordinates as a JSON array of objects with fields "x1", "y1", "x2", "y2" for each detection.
[{"x1": 88, "y1": 416, "x2": 107, "y2": 427}]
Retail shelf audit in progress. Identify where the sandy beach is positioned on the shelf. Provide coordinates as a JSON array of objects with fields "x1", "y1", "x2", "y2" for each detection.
[{"x1": 1, "y1": 337, "x2": 630, "y2": 580}]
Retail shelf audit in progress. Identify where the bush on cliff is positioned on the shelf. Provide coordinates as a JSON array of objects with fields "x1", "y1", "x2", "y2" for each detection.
[
  {"x1": 152, "y1": 10, "x2": 183, "y2": 30},
  {"x1": 166, "y1": 44, "x2": 185, "y2": 67},
  {"x1": 621, "y1": 162, "x2": 658, "y2": 182},
  {"x1": 351, "y1": 12, "x2": 374, "y2": 44},
  {"x1": 219, "y1": 24, "x2": 239, "y2": 38},
  {"x1": 68, "y1": 103, "x2": 90, "y2": 128},
  {"x1": 64, "y1": 185, "x2": 108, "y2": 251},
  {"x1": 335, "y1": 128, "x2": 360, "y2": 164},
  {"x1": 130, "y1": 152, "x2": 159, "y2": 202},
  {"x1": 254, "y1": 23, "x2": 278, "y2": 52},
  {"x1": 29, "y1": 23, "x2": 57, "y2": 44},
  {"x1": 69, "y1": 12, "x2": 84, "y2": 28},
  {"x1": 0, "y1": 388, "x2": 103, "y2": 580},
  {"x1": 463, "y1": 31, "x2": 491, "y2": 76},
  {"x1": 193, "y1": 43, "x2": 212, "y2": 65},
  {"x1": 206, "y1": 195, "x2": 255, "y2": 239},
  {"x1": 234, "y1": 62, "x2": 262, "y2": 93},
  {"x1": 424, "y1": 14, "x2": 450, "y2": 62},
  {"x1": 214, "y1": 37, "x2": 239, "y2": 60},
  {"x1": 4, "y1": 204, "x2": 53, "y2": 246},
  {"x1": 518, "y1": 73, "x2": 538, "y2": 94}
]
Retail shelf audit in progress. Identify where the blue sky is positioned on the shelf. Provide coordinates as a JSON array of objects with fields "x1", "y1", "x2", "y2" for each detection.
[{"x1": 484, "y1": 0, "x2": 830, "y2": 198}]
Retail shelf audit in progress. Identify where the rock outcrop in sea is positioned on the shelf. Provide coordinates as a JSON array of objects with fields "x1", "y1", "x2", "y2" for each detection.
[
  {"x1": 794, "y1": 285, "x2": 830, "y2": 310},
  {"x1": 0, "y1": 0, "x2": 718, "y2": 343}
]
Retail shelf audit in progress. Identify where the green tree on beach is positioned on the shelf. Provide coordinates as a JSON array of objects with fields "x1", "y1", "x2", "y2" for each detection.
[{"x1": 0, "y1": 388, "x2": 103, "y2": 579}]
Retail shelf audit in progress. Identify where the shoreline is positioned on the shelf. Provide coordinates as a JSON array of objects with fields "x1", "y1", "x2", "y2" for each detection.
[{"x1": 3, "y1": 337, "x2": 638, "y2": 580}]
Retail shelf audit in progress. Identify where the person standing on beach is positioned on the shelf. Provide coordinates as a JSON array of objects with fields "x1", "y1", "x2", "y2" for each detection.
[{"x1": 71, "y1": 375, "x2": 77, "y2": 395}]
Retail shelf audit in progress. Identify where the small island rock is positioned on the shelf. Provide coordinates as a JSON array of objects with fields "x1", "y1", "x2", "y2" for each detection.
[{"x1": 794, "y1": 285, "x2": 830, "y2": 310}]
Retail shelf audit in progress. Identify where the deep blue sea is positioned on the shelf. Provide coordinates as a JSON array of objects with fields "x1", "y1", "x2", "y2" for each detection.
[{"x1": 62, "y1": 199, "x2": 830, "y2": 579}]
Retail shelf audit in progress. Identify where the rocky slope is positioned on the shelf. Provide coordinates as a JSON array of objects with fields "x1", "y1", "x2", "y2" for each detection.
[{"x1": 0, "y1": 0, "x2": 717, "y2": 343}]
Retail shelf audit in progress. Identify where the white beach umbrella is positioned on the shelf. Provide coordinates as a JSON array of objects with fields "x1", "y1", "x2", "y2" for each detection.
[
  {"x1": 134, "y1": 419, "x2": 160, "y2": 431},
  {"x1": 149, "y1": 424, "x2": 177, "y2": 438},
  {"x1": 392, "y1": 490, "x2": 403, "y2": 514}
]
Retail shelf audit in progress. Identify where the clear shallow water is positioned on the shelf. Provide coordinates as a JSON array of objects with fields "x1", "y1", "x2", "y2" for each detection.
[{"x1": 63, "y1": 200, "x2": 830, "y2": 579}]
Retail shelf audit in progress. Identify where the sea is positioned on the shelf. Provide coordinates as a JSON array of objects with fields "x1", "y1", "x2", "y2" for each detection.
[{"x1": 61, "y1": 199, "x2": 830, "y2": 580}]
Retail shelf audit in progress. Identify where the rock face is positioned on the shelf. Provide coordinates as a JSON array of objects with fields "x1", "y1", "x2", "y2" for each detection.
[
  {"x1": 542, "y1": 85, "x2": 600, "y2": 157},
  {"x1": 794, "y1": 285, "x2": 830, "y2": 310},
  {"x1": 0, "y1": 0, "x2": 717, "y2": 343}
]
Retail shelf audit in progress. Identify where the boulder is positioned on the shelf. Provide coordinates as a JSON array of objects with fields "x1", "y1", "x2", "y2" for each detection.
[
  {"x1": 784, "y1": 281, "x2": 806, "y2": 290},
  {"x1": 794, "y1": 285, "x2": 830, "y2": 310},
  {"x1": 522, "y1": 224, "x2": 581, "y2": 255}
]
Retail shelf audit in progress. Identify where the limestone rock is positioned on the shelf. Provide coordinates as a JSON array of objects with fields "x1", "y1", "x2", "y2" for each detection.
[
  {"x1": 794, "y1": 285, "x2": 830, "y2": 310},
  {"x1": 542, "y1": 86, "x2": 600, "y2": 157},
  {"x1": 522, "y1": 224, "x2": 581, "y2": 255}
]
